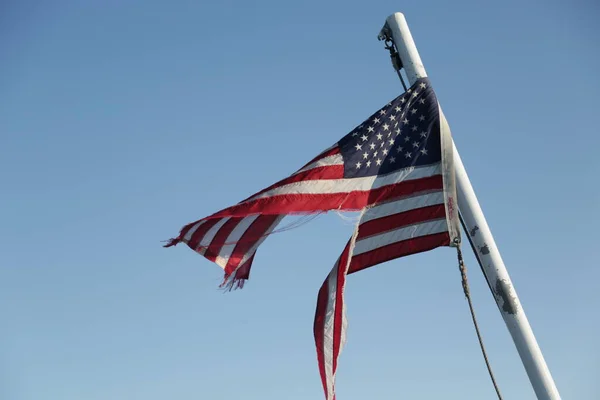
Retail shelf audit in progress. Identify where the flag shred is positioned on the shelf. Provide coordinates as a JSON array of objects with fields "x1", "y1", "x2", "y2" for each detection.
[{"x1": 166, "y1": 78, "x2": 460, "y2": 397}]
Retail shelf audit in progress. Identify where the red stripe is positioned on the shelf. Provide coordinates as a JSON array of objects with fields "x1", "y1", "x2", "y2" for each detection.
[
  {"x1": 187, "y1": 218, "x2": 221, "y2": 251},
  {"x1": 204, "y1": 217, "x2": 242, "y2": 262},
  {"x1": 299, "y1": 146, "x2": 341, "y2": 170},
  {"x1": 358, "y1": 204, "x2": 446, "y2": 238},
  {"x1": 175, "y1": 221, "x2": 200, "y2": 245},
  {"x1": 313, "y1": 241, "x2": 352, "y2": 400},
  {"x1": 223, "y1": 214, "x2": 281, "y2": 276},
  {"x1": 314, "y1": 270, "x2": 332, "y2": 397},
  {"x1": 232, "y1": 253, "x2": 255, "y2": 281},
  {"x1": 210, "y1": 175, "x2": 443, "y2": 218},
  {"x1": 243, "y1": 165, "x2": 345, "y2": 202},
  {"x1": 348, "y1": 232, "x2": 451, "y2": 274},
  {"x1": 332, "y1": 243, "x2": 351, "y2": 382}
]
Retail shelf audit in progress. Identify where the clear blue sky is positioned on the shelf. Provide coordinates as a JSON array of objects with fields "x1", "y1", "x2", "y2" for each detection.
[{"x1": 1, "y1": 1, "x2": 599, "y2": 399}]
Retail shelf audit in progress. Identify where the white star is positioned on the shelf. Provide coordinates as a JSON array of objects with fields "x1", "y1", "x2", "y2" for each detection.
[
  {"x1": 376, "y1": 158, "x2": 382, "y2": 166},
  {"x1": 404, "y1": 136, "x2": 410, "y2": 142},
  {"x1": 410, "y1": 108, "x2": 417, "y2": 114},
  {"x1": 355, "y1": 143, "x2": 363, "y2": 151},
  {"x1": 380, "y1": 142, "x2": 385, "y2": 148},
  {"x1": 419, "y1": 115, "x2": 425, "y2": 121},
  {"x1": 412, "y1": 91, "x2": 419, "y2": 98},
  {"x1": 373, "y1": 117, "x2": 380, "y2": 124},
  {"x1": 405, "y1": 151, "x2": 412, "y2": 158},
  {"x1": 400, "y1": 97, "x2": 406, "y2": 103},
  {"x1": 373, "y1": 151, "x2": 378, "y2": 157},
  {"x1": 389, "y1": 115, "x2": 396, "y2": 121},
  {"x1": 407, "y1": 89, "x2": 412, "y2": 93},
  {"x1": 351, "y1": 132, "x2": 358, "y2": 137},
  {"x1": 412, "y1": 141, "x2": 419, "y2": 148},
  {"x1": 389, "y1": 138, "x2": 395, "y2": 145},
  {"x1": 369, "y1": 143, "x2": 376, "y2": 150},
  {"x1": 382, "y1": 148, "x2": 389, "y2": 155},
  {"x1": 390, "y1": 156, "x2": 396, "y2": 163},
  {"x1": 367, "y1": 126, "x2": 375, "y2": 133},
  {"x1": 419, "y1": 82, "x2": 427, "y2": 89},
  {"x1": 395, "y1": 128, "x2": 401, "y2": 135},
  {"x1": 394, "y1": 121, "x2": 399, "y2": 128},
  {"x1": 363, "y1": 152, "x2": 369, "y2": 159},
  {"x1": 366, "y1": 160, "x2": 372, "y2": 167},
  {"x1": 355, "y1": 161, "x2": 362, "y2": 168},
  {"x1": 396, "y1": 145, "x2": 404, "y2": 152},
  {"x1": 412, "y1": 125, "x2": 418, "y2": 132},
  {"x1": 419, "y1": 98, "x2": 426, "y2": 104},
  {"x1": 382, "y1": 123, "x2": 389, "y2": 131},
  {"x1": 403, "y1": 118, "x2": 409, "y2": 124},
  {"x1": 361, "y1": 134, "x2": 368, "y2": 141},
  {"x1": 379, "y1": 109, "x2": 386, "y2": 116},
  {"x1": 420, "y1": 131, "x2": 427, "y2": 138},
  {"x1": 376, "y1": 133, "x2": 383, "y2": 140},
  {"x1": 395, "y1": 106, "x2": 401, "y2": 112},
  {"x1": 420, "y1": 148, "x2": 428, "y2": 155}
]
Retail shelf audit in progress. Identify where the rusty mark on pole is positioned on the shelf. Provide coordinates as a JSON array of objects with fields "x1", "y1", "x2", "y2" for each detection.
[
  {"x1": 494, "y1": 278, "x2": 518, "y2": 315},
  {"x1": 470, "y1": 225, "x2": 479, "y2": 237},
  {"x1": 479, "y1": 243, "x2": 490, "y2": 255}
]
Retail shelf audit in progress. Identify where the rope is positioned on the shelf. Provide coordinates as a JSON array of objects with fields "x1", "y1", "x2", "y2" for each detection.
[
  {"x1": 456, "y1": 245, "x2": 504, "y2": 400},
  {"x1": 382, "y1": 37, "x2": 408, "y2": 91}
]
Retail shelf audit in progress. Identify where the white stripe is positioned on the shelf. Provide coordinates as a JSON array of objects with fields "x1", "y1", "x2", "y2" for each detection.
[
  {"x1": 353, "y1": 218, "x2": 448, "y2": 255},
  {"x1": 361, "y1": 190, "x2": 444, "y2": 223},
  {"x1": 212, "y1": 215, "x2": 259, "y2": 268},
  {"x1": 293, "y1": 153, "x2": 344, "y2": 175},
  {"x1": 183, "y1": 220, "x2": 205, "y2": 242},
  {"x1": 198, "y1": 217, "x2": 230, "y2": 248},
  {"x1": 246, "y1": 163, "x2": 442, "y2": 202}
]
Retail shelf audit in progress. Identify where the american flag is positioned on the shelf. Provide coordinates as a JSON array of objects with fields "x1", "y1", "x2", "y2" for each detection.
[
  {"x1": 165, "y1": 78, "x2": 460, "y2": 397},
  {"x1": 165, "y1": 78, "x2": 458, "y2": 288}
]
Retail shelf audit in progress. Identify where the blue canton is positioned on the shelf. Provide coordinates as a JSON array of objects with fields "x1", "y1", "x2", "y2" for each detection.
[{"x1": 338, "y1": 78, "x2": 442, "y2": 179}]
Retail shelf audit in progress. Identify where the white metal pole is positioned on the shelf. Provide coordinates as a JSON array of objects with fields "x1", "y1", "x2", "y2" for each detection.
[{"x1": 379, "y1": 12, "x2": 561, "y2": 400}]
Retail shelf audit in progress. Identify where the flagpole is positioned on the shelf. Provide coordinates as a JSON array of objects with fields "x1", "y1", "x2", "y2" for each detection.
[{"x1": 379, "y1": 13, "x2": 561, "y2": 400}]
